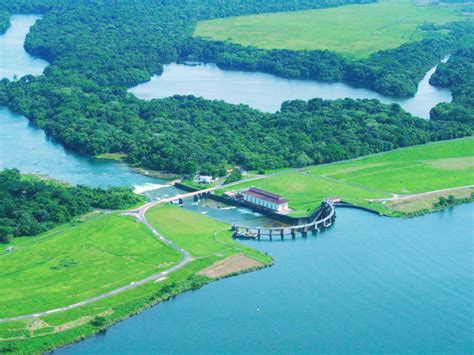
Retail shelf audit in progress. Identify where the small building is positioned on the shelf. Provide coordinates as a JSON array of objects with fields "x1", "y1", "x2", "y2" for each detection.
[
  {"x1": 223, "y1": 191, "x2": 237, "y2": 198},
  {"x1": 241, "y1": 187, "x2": 289, "y2": 212},
  {"x1": 198, "y1": 175, "x2": 214, "y2": 184}
]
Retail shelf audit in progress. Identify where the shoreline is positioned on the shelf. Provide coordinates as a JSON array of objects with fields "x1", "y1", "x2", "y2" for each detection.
[
  {"x1": 1, "y1": 199, "x2": 472, "y2": 353},
  {"x1": 52, "y1": 260, "x2": 273, "y2": 355}
]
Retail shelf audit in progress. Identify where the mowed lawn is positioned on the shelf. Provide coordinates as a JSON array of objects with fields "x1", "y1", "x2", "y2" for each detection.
[
  {"x1": 0, "y1": 213, "x2": 181, "y2": 318},
  {"x1": 221, "y1": 138, "x2": 474, "y2": 216},
  {"x1": 194, "y1": 0, "x2": 467, "y2": 57},
  {"x1": 307, "y1": 137, "x2": 474, "y2": 194},
  {"x1": 146, "y1": 204, "x2": 271, "y2": 263}
]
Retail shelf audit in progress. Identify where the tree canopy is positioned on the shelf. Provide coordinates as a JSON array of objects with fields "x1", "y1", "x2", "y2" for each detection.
[
  {"x1": 0, "y1": 0, "x2": 472, "y2": 175},
  {"x1": 0, "y1": 169, "x2": 143, "y2": 240}
]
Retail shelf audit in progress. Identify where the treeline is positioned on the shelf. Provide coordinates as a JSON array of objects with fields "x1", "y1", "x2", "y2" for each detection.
[
  {"x1": 0, "y1": 169, "x2": 143, "y2": 240},
  {"x1": 0, "y1": 0, "x2": 472, "y2": 176},
  {"x1": 430, "y1": 44, "x2": 474, "y2": 125},
  {"x1": 193, "y1": 8, "x2": 472, "y2": 98},
  {"x1": 1, "y1": 70, "x2": 470, "y2": 173},
  {"x1": 3, "y1": 0, "x2": 467, "y2": 97},
  {"x1": 181, "y1": 39, "x2": 346, "y2": 82},
  {"x1": 1, "y1": 0, "x2": 372, "y2": 88},
  {"x1": 345, "y1": 36, "x2": 455, "y2": 97},
  {"x1": 0, "y1": 11, "x2": 9, "y2": 34}
]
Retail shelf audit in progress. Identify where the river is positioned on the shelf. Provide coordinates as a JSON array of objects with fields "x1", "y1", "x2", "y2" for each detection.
[
  {"x1": 0, "y1": 15, "x2": 48, "y2": 80},
  {"x1": 0, "y1": 15, "x2": 180, "y2": 196},
  {"x1": 129, "y1": 61, "x2": 452, "y2": 119},
  {"x1": 1, "y1": 14, "x2": 472, "y2": 354},
  {"x1": 58, "y1": 205, "x2": 474, "y2": 354}
]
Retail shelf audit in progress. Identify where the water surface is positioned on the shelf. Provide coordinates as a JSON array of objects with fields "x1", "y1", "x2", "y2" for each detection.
[
  {"x1": 3, "y1": 13, "x2": 472, "y2": 354},
  {"x1": 0, "y1": 16, "x2": 177, "y2": 195},
  {"x1": 58, "y1": 204, "x2": 474, "y2": 354},
  {"x1": 129, "y1": 62, "x2": 452, "y2": 119},
  {"x1": 0, "y1": 15, "x2": 48, "y2": 79}
]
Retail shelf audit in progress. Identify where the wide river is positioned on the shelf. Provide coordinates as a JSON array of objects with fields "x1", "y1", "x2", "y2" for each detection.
[
  {"x1": 1, "y1": 15, "x2": 472, "y2": 353},
  {"x1": 58, "y1": 205, "x2": 474, "y2": 354}
]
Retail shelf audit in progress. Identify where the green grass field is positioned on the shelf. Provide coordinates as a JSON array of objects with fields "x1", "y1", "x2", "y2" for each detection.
[
  {"x1": 146, "y1": 204, "x2": 271, "y2": 263},
  {"x1": 195, "y1": 0, "x2": 468, "y2": 57},
  {"x1": 220, "y1": 138, "x2": 474, "y2": 216},
  {"x1": 0, "y1": 213, "x2": 181, "y2": 318},
  {"x1": 1, "y1": 206, "x2": 271, "y2": 353}
]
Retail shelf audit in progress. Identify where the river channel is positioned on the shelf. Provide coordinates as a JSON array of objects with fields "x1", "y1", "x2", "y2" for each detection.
[
  {"x1": 1, "y1": 14, "x2": 472, "y2": 354},
  {"x1": 129, "y1": 61, "x2": 452, "y2": 119}
]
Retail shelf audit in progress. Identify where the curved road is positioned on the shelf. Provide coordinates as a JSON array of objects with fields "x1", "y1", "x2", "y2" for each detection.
[
  {"x1": 0, "y1": 200, "x2": 192, "y2": 324},
  {"x1": 0, "y1": 173, "x2": 316, "y2": 323},
  {"x1": 0, "y1": 178, "x2": 267, "y2": 323}
]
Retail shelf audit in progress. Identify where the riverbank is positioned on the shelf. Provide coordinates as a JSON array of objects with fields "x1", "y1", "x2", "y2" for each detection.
[
  {"x1": 0, "y1": 205, "x2": 272, "y2": 354},
  {"x1": 217, "y1": 137, "x2": 474, "y2": 218},
  {"x1": 60, "y1": 204, "x2": 473, "y2": 354}
]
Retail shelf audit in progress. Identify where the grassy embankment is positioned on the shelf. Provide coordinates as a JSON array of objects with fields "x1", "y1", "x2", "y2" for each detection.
[
  {"x1": 0, "y1": 206, "x2": 271, "y2": 353},
  {"x1": 94, "y1": 153, "x2": 127, "y2": 161},
  {"x1": 218, "y1": 138, "x2": 474, "y2": 217},
  {"x1": 195, "y1": 0, "x2": 467, "y2": 58}
]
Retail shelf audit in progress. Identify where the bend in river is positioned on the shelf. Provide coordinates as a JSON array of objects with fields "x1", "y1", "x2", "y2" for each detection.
[
  {"x1": 0, "y1": 15, "x2": 176, "y2": 196},
  {"x1": 1, "y1": 12, "x2": 472, "y2": 355},
  {"x1": 129, "y1": 61, "x2": 452, "y2": 119}
]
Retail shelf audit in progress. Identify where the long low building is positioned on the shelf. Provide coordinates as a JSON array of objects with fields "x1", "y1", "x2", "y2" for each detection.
[{"x1": 241, "y1": 187, "x2": 289, "y2": 212}]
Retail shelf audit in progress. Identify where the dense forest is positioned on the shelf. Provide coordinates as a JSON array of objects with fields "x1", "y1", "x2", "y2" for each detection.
[
  {"x1": 1, "y1": 72, "x2": 469, "y2": 173},
  {"x1": 430, "y1": 44, "x2": 474, "y2": 126},
  {"x1": 0, "y1": 0, "x2": 472, "y2": 175},
  {"x1": 186, "y1": 22, "x2": 471, "y2": 97},
  {"x1": 0, "y1": 10, "x2": 9, "y2": 34},
  {"x1": 0, "y1": 169, "x2": 143, "y2": 241}
]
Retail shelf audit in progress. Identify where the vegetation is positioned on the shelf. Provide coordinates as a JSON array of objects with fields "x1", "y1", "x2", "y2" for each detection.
[
  {"x1": 195, "y1": 0, "x2": 466, "y2": 58},
  {"x1": 434, "y1": 193, "x2": 474, "y2": 209},
  {"x1": 431, "y1": 44, "x2": 474, "y2": 126},
  {"x1": 191, "y1": 3, "x2": 473, "y2": 98},
  {"x1": 0, "y1": 169, "x2": 143, "y2": 240},
  {"x1": 219, "y1": 138, "x2": 474, "y2": 216},
  {"x1": 146, "y1": 204, "x2": 271, "y2": 263},
  {"x1": 384, "y1": 186, "x2": 473, "y2": 216},
  {"x1": 224, "y1": 169, "x2": 243, "y2": 184},
  {"x1": 3, "y1": 71, "x2": 471, "y2": 173},
  {"x1": 0, "y1": 11, "x2": 9, "y2": 34},
  {"x1": 0, "y1": 212, "x2": 181, "y2": 318},
  {"x1": 0, "y1": 1, "x2": 471, "y2": 177},
  {"x1": 0, "y1": 205, "x2": 271, "y2": 353}
]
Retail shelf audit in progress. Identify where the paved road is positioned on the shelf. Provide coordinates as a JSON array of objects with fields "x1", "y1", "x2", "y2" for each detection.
[
  {"x1": 0, "y1": 200, "x2": 193, "y2": 324},
  {"x1": 368, "y1": 184, "x2": 474, "y2": 202},
  {"x1": 0, "y1": 175, "x2": 282, "y2": 323}
]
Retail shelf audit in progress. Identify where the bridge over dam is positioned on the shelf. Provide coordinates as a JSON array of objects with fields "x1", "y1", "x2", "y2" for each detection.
[
  {"x1": 150, "y1": 182, "x2": 339, "y2": 241},
  {"x1": 232, "y1": 200, "x2": 336, "y2": 241}
]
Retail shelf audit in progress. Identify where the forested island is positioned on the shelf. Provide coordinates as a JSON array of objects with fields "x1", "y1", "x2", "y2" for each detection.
[
  {"x1": 0, "y1": 169, "x2": 142, "y2": 241},
  {"x1": 0, "y1": 0, "x2": 472, "y2": 175}
]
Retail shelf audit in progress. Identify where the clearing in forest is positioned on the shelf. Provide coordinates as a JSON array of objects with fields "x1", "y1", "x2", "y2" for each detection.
[{"x1": 194, "y1": 0, "x2": 468, "y2": 57}]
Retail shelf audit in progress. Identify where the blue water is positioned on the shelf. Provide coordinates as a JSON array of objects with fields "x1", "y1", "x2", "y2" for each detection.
[
  {"x1": 2, "y1": 13, "x2": 472, "y2": 354},
  {"x1": 0, "y1": 15, "x2": 48, "y2": 79},
  {"x1": 58, "y1": 205, "x2": 474, "y2": 354},
  {"x1": 0, "y1": 106, "x2": 179, "y2": 194},
  {"x1": 129, "y1": 61, "x2": 452, "y2": 119},
  {"x1": 0, "y1": 16, "x2": 178, "y2": 196}
]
